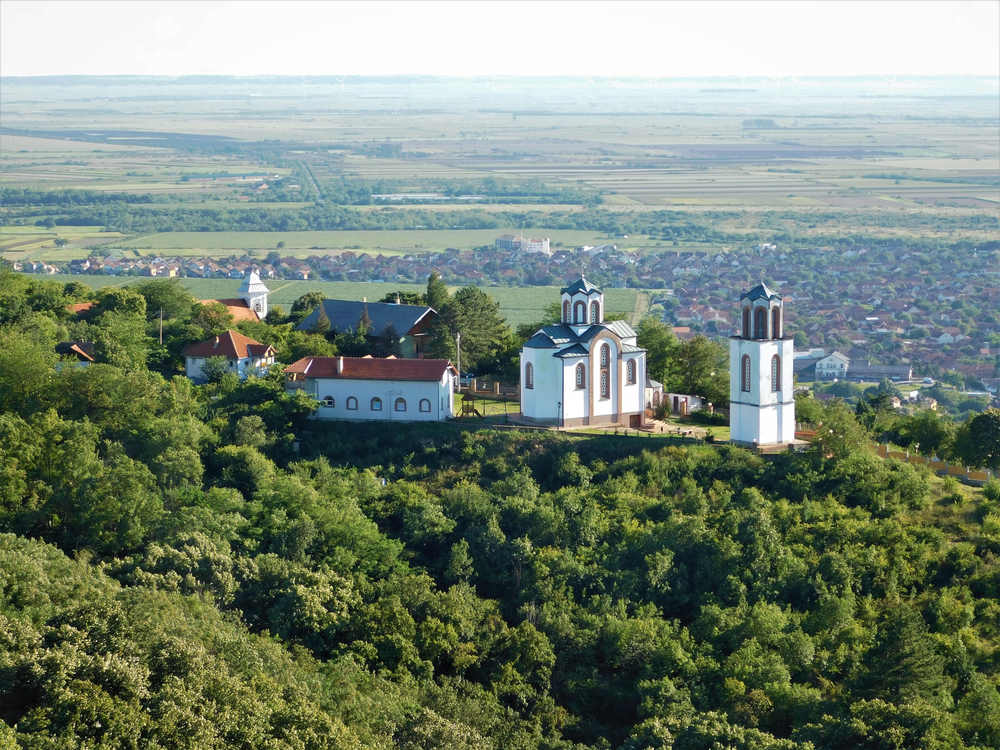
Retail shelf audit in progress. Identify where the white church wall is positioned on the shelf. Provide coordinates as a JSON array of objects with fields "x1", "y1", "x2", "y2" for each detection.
[
  {"x1": 309, "y1": 376, "x2": 453, "y2": 422},
  {"x1": 561, "y1": 359, "x2": 588, "y2": 421}
]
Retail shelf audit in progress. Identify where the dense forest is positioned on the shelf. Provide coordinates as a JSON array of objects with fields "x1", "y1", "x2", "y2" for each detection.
[{"x1": 2, "y1": 269, "x2": 1000, "y2": 749}]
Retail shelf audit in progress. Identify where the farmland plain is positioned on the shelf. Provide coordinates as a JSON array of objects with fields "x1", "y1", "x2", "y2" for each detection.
[{"x1": 2, "y1": 75, "x2": 997, "y2": 272}]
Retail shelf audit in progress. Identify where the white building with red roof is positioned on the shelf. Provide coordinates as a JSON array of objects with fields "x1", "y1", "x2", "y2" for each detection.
[
  {"x1": 182, "y1": 330, "x2": 276, "y2": 382},
  {"x1": 284, "y1": 356, "x2": 457, "y2": 421}
]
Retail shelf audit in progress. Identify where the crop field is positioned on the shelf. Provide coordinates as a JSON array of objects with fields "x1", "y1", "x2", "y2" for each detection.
[
  {"x1": 34, "y1": 275, "x2": 643, "y2": 328},
  {"x1": 122, "y1": 229, "x2": 634, "y2": 252},
  {"x1": 0, "y1": 226, "x2": 126, "y2": 259},
  {"x1": 2, "y1": 75, "x2": 996, "y2": 265}
]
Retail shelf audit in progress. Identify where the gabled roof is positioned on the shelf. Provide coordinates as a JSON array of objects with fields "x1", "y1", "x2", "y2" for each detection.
[
  {"x1": 523, "y1": 332, "x2": 558, "y2": 349},
  {"x1": 297, "y1": 299, "x2": 434, "y2": 336},
  {"x1": 560, "y1": 277, "x2": 602, "y2": 295},
  {"x1": 182, "y1": 330, "x2": 275, "y2": 360},
  {"x1": 741, "y1": 282, "x2": 782, "y2": 302},
  {"x1": 577, "y1": 319, "x2": 637, "y2": 342},
  {"x1": 284, "y1": 356, "x2": 455, "y2": 382},
  {"x1": 555, "y1": 344, "x2": 590, "y2": 358}
]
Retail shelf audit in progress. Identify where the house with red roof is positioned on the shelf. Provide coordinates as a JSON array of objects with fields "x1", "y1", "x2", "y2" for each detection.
[
  {"x1": 284, "y1": 356, "x2": 457, "y2": 422},
  {"x1": 182, "y1": 330, "x2": 276, "y2": 382}
]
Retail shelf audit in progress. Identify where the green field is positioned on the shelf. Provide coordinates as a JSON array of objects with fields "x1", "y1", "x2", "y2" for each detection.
[
  {"x1": 124, "y1": 229, "x2": 636, "y2": 252},
  {"x1": 35, "y1": 275, "x2": 643, "y2": 329}
]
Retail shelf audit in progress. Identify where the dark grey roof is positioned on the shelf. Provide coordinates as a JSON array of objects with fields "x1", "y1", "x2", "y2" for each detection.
[
  {"x1": 523, "y1": 332, "x2": 557, "y2": 349},
  {"x1": 555, "y1": 344, "x2": 590, "y2": 358},
  {"x1": 646, "y1": 375, "x2": 663, "y2": 389},
  {"x1": 577, "y1": 319, "x2": 637, "y2": 342},
  {"x1": 538, "y1": 325, "x2": 576, "y2": 345},
  {"x1": 297, "y1": 299, "x2": 434, "y2": 335},
  {"x1": 621, "y1": 344, "x2": 645, "y2": 353},
  {"x1": 560, "y1": 277, "x2": 602, "y2": 295},
  {"x1": 741, "y1": 282, "x2": 782, "y2": 302}
]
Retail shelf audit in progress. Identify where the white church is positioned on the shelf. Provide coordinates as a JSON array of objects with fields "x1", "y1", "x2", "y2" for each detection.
[
  {"x1": 729, "y1": 282, "x2": 796, "y2": 447},
  {"x1": 519, "y1": 278, "x2": 648, "y2": 428}
]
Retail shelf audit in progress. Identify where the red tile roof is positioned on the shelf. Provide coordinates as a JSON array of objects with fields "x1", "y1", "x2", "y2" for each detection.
[
  {"x1": 182, "y1": 330, "x2": 275, "y2": 360},
  {"x1": 285, "y1": 356, "x2": 456, "y2": 382},
  {"x1": 199, "y1": 298, "x2": 260, "y2": 323},
  {"x1": 67, "y1": 302, "x2": 95, "y2": 314}
]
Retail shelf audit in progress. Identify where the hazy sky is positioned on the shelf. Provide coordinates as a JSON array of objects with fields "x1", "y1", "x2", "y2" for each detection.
[{"x1": 2, "y1": 0, "x2": 998, "y2": 78}]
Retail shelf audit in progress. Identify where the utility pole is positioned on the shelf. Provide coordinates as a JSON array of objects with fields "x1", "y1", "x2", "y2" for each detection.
[{"x1": 456, "y1": 332, "x2": 461, "y2": 392}]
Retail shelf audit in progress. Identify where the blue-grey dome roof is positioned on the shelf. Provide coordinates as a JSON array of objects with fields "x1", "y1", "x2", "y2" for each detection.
[
  {"x1": 741, "y1": 282, "x2": 782, "y2": 302},
  {"x1": 560, "y1": 277, "x2": 602, "y2": 295}
]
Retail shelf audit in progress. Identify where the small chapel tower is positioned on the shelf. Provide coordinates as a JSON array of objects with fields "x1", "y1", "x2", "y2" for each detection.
[
  {"x1": 238, "y1": 269, "x2": 270, "y2": 320},
  {"x1": 729, "y1": 282, "x2": 795, "y2": 447},
  {"x1": 561, "y1": 277, "x2": 603, "y2": 330}
]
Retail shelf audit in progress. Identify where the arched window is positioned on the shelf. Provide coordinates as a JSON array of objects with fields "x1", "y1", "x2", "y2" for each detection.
[
  {"x1": 395, "y1": 398, "x2": 406, "y2": 412},
  {"x1": 627, "y1": 359, "x2": 636, "y2": 384},
  {"x1": 600, "y1": 344, "x2": 609, "y2": 367},
  {"x1": 574, "y1": 301, "x2": 585, "y2": 324},
  {"x1": 771, "y1": 355, "x2": 781, "y2": 392},
  {"x1": 419, "y1": 398, "x2": 431, "y2": 412},
  {"x1": 741, "y1": 355, "x2": 751, "y2": 392},
  {"x1": 754, "y1": 307, "x2": 767, "y2": 339},
  {"x1": 576, "y1": 363, "x2": 585, "y2": 388},
  {"x1": 346, "y1": 397, "x2": 358, "y2": 410},
  {"x1": 525, "y1": 362, "x2": 534, "y2": 389},
  {"x1": 563, "y1": 300, "x2": 570, "y2": 323},
  {"x1": 370, "y1": 397, "x2": 382, "y2": 411},
  {"x1": 653, "y1": 391, "x2": 660, "y2": 407},
  {"x1": 600, "y1": 370, "x2": 609, "y2": 399},
  {"x1": 772, "y1": 308, "x2": 781, "y2": 340},
  {"x1": 743, "y1": 307, "x2": 751, "y2": 339},
  {"x1": 590, "y1": 301, "x2": 599, "y2": 324},
  {"x1": 322, "y1": 395, "x2": 335, "y2": 408}
]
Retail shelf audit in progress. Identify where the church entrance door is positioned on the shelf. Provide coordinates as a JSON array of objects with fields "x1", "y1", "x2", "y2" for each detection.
[{"x1": 629, "y1": 414, "x2": 640, "y2": 429}]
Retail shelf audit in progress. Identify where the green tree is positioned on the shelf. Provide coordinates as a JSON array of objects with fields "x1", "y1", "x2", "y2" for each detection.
[
  {"x1": 850, "y1": 604, "x2": 952, "y2": 708},
  {"x1": 190, "y1": 301, "x2": 234, "y2": 338},
  {"x1": 201, "y1": 355, "x2": 232, "y2": 383},
  {"x1": 290, "y1": 291, "x2": 326, "y2": 322},
  {"x1": 92, "y1": 312, "x2": 149, "y2": 371},
  {"x1": 429, "y1": 286, "x2": 510, "y2": 373},
  {"x1": 133, "y1": 278, "x2": 195, "y2": 321},
  {"x1": 637, "y1": 316, "x2": 679, "y2": 386},
  {"x1": 96, "y1": 287, "x2": 147, "y2": 318},
  {"x1": 952, "y1": 408, "x2": 1000, "y2": 470},
  {"x1": 426, "y1": 270, "x2": 450, "y2": 312},
  {"x1": 667, "y1": 335, "x2": 729, "y2": 406}
]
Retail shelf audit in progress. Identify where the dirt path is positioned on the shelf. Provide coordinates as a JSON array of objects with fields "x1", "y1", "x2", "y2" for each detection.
[{"x1": 629, "y1": 291, "x2": 649, "y2": 327}]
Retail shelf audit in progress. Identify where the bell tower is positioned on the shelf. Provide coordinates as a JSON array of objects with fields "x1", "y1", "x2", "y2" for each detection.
[
  {"x1": 729, "y1": 282, "x2": 795, "y2": 447},
  {"x1": 238, "y1": 269, "x2": 270, "y2": 320},
  {"x1": 560, "y1": 276, "x2": 603, "y2": 332}
]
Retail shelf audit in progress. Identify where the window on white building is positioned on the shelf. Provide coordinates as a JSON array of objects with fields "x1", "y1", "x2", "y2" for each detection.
[
  {"x1": 419, "y1": 399, "x2": 431, "y2": 412},
  {"x1": 600, "y1": 370, "x2": 608, "y2": 399},
  {"x1": 395, "y1": 398, "x2": 406, "y2": 412},
  {"x1": 371, "y1": 397, "x2": 382, "y2": 411},
  {"x1": 576, "y1": 363, "x2": 585, "y2": 388},
  {"x1": 627, "y1": 359, "x2": 635, "y2": 384},
  {"x1": 525, "y1": 362, "x2": 534, "y2": 389},
  {"x1": 347, "y1": 397, "x2": 358, "y2": 410},
  {"x1": 322, "y1": 396, "x2": 335, "y2": 408}
]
